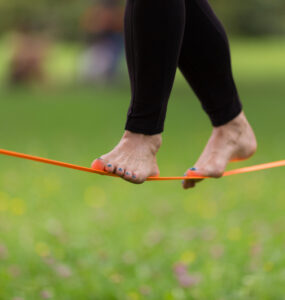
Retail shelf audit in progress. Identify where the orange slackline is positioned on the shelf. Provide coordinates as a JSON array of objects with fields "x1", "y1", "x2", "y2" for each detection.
[{"x1": 0, "y1": 148, "x2": 284, "y2": 181}]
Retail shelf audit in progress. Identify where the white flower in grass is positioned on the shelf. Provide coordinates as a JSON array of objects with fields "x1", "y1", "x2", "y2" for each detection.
[
  {"x1": 55, "y1": 263, "x2": 72, "y2": 278},
  {"x1": 0, "y1": 244, "x2": 8, "y2": 260},
  {"x1": 210, "y1": 244, "x2": 225, "y2": 259},
  {"x1": 173, "y1": 262, "x2": 202, "y2": 288},
  {"x1": 40, "y1": 289, "x2": 53, "y2": 299}
]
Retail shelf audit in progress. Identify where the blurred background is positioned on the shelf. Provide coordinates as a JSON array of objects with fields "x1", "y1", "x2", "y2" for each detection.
[
  {"x1": 0, "y1": 0, "x2": 284, "y2": 299},
  {"x1": 0, "y1": 0, "x2": 283, "y2": 86}
]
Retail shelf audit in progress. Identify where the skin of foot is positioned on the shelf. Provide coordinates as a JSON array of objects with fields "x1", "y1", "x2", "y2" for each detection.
[
  {"x1": 92, "y1": 130, "x2": 162, "y2": 184},
  {"x1": 183, "y1": 111, "x2": 257, "y2": 189}
]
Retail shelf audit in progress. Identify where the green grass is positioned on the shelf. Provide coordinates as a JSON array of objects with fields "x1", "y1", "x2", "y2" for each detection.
[{"x1": 0, "y1": 39, "x2": 285, "y2": 300}]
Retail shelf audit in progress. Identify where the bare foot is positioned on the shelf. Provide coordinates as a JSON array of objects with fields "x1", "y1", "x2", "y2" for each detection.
[
  {"x1": 92, "y1": 131, "x2": 161, "y2": 184},
  {"x1": 183, "y1": 111, "x2": 257, "y2": 189}
]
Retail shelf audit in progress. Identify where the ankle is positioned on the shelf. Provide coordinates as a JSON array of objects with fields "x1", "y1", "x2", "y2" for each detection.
[
  {"x1": 123, "y1": 130, "x2": 162, "y2": 153},
  {"x1": 214, "y1": 112, "x2": 247, "y2": 136}
]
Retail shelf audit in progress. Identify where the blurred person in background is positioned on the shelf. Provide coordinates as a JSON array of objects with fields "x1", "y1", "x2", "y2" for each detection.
[
  {"x1": 78, "y1": 0, "x2": 124, "y2": 83},
  {"x1": 8, "y1": 22, "x2": 50, "y2": 86},
  {"x1": 92, "y1": 0, "x2": 257, "y2": 188}
]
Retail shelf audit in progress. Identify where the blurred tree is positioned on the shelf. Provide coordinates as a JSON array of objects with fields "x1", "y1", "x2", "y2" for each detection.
[
  {"x1": 212, "y1": 0, "x2": 285, "y2": 35},
  {"x1": 0, "y1": 0, "x2": 284, "y2": 38}
]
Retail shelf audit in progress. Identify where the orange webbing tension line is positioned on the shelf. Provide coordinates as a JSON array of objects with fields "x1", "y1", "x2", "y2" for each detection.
[{"x1": 0, "y1": 148, "x2": 284, "y2": 181}]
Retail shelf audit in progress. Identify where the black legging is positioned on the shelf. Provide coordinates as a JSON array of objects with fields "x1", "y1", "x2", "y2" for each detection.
[{"x1": 124, "y1": 0, "x2": 242, "y2": 135}]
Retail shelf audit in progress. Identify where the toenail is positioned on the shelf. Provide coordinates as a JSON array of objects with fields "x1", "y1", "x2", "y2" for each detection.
[
  {"x1": 132, "y1": 175, "x2": 136, "y2": 179},
  {"x1": 118, "y1": 168, "x2": 123, "y2": 172},
  {"x1": 107, "y1": 164, "x2": 112, "y2": 167},
  {"x1": 126, "y1": 172, "x2": 130, "y2": 176},
  {"x1": 190, "y1": 167, "x2": 197, "y2": 171}
]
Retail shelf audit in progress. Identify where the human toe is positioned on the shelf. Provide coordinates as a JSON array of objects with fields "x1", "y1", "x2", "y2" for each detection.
[
  {"x1": 182, "y1": 179, "x2": 196, "y2": 189},
  {"x1": 124, "y1": 170, "x2": 133, "y2": 180},
  {"x1": 91, "y1": 158, "x2": 105, "y2": 171},
  {"x1": 115, "y1": 166, "x2": 125, "y2": 176},
  {"x1": 182, "y1": 168, "x2": 204, "y2": 189},
  {"x1": 104, "y1": 162, "x2": 115, "y2": 173}
]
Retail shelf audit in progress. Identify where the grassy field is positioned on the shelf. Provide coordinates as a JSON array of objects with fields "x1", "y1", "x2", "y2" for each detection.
[{"x1": 0, "y1": 39, "x2": 285, "y2": 300}]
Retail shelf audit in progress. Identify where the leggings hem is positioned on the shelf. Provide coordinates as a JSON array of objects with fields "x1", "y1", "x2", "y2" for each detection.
[
  {"x1": 125, "y1": 125, "x2": 163, "y2": 135},
  {"x1": 210, "y1": 99, "x2": 242, "y2": 127}
]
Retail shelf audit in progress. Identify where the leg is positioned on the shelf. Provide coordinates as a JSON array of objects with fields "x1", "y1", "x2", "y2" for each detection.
[
  {"x1": 180, "y1": 0, "x2": 257, "y2": 189},
  {"x1": 125, "y1": 0, "x2": 185, "y2": 134},
  {"x1": 92, "y1": 0, "x2": 186, "y2": 183}
]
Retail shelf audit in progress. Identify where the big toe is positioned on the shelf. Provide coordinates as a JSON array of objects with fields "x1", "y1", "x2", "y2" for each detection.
[
  {"x1": 91, "y1": 158, "x2": 105, "y2": 171},
  {"x1": 91, "y1": 158, "x2": 116, "y2": 174},
  {"x1": 182, "y1": 168, "x2": 204, "y2": 189},
  {"x1": 182, "y1": 179, "x2": 197, "y2": 189}
]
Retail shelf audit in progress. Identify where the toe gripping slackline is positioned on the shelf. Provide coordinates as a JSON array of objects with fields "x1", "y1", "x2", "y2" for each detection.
[{"x1": 0, "y1": 148, "x2": 284, "y2": 181}]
